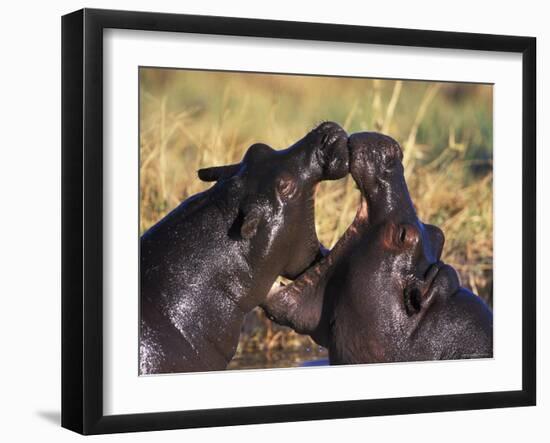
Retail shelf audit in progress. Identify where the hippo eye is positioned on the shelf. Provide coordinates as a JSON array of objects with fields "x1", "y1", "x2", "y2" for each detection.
[
  {"x1": 383, "y1": 223, "x2": 419, "y2": 251},
  {"x1": 394, "y1": 224, "x2": 419, "y2": 249},
  {"x1": 393, "y1": 225, "x2": 408, "y2": 247},
  {"x1": 399, "y1": 226, "x2": 407, "y2": 244}
]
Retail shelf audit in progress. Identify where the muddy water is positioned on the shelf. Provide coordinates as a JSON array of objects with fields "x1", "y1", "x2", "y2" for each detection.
[
  {"x1": 228, "y1": 347, "x2": 329, "y2": 370},
  {"x1": 227, "y1": 307, "x2": 329, "y2": 370}
]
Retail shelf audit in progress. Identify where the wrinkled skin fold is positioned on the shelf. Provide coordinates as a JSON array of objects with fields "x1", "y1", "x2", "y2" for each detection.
[
  {"x1": 140, "y1": 122, "x2": 349, "y2": 374},
  {"x1": 262, "y1": 132, "x2": 493, "y2": 364}
]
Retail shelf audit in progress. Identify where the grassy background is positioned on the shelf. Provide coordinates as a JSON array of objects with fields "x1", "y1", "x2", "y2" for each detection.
[{"x1": 140, "y1": 68, "x2": 493, "y2": 369}]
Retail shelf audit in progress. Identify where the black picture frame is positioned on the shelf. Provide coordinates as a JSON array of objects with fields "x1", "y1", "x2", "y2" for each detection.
[{"x1": 61, "y1": 8, "x2": 536, "y2": 435}]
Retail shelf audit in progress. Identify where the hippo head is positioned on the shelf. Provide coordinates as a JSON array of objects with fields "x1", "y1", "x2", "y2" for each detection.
[
  {"x1": 347, "y1": 132, "x2": 447, "y2": 316},
  {"x1": 333, "y1": 132, "x2": 493, "y2": 362},
  {"x1": 198, "y1": 121, "x2": 349, "y2": 279}
]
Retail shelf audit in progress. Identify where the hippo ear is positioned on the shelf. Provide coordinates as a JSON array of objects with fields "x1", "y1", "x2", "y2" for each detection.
[
  {"x1": 197, "y1": 163, "x2": 241, "y2": 182},
  {"x1": 241, "y1": 207, "x2": 263, "y2": 239}
]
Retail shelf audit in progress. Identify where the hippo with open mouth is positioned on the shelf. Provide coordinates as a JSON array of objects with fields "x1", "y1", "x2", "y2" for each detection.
[
  {"x1": 140, "y1": 122, "x2": 349, "y2": 374},
  {"x1": 262, "y1": 132, "x2": 493, "y2": 364}
]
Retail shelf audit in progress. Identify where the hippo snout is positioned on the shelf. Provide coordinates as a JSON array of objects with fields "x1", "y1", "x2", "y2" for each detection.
[
  {"x1": 348, "y1": 132, "x2": 402, "y2": 168},
  {"x1": 314, "y1": 122, "x2": 349, "y2": 180},
  {"x1": 347, "y1": 131, "x2": 405, "y2": 191},
  {"x1": 316, "y1": 120, "x2": 345, "y2": 135}
]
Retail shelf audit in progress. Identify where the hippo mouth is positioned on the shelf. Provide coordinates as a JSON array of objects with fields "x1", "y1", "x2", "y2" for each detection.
[
  {"x1": 404, "y1": 262, "x2": 461, "y2": 315},
  {"x1": 321, "y1": 127, "x2": 346, "y2": 148},
  {"x1": 315, "y1": 123, "x2": 349, "y2": 180}
]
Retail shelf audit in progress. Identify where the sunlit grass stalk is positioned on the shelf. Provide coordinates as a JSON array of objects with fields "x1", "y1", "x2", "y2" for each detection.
[
  {"x1": 403, "y1": 83, "x2": 441, "y2": 171},
  {"x1": 382, "y1": 80, "x2": 403, "y2": 133}
]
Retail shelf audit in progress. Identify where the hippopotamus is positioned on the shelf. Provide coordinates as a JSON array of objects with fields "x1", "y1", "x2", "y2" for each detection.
[
  {"x1": 140, "y1": 122, "x2": 349, "y2": 374},
  {"x1": 262, "y1": 132, "x2": 493, "y2": 364}
]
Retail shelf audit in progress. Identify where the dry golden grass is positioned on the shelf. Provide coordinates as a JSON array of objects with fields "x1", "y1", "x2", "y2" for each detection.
[{"x1": 139, "y1": 68, "x2": 493, "y2": 368}]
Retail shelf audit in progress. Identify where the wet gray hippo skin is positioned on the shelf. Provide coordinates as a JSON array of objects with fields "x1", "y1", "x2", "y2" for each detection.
[
  {"x1": 140, "y1": 122, "x2": 349, "y2": 374},
  {"x1": 262, "y1": 132, "x2": 493, "y2": 364}
]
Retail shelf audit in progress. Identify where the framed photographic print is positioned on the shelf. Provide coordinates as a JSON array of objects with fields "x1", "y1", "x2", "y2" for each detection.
[{"x1": 61, "y1": 8, "x2": 536, "y2": 435}]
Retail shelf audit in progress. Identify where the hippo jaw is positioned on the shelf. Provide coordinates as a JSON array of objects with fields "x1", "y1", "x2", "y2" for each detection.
[
  {"x1": 348, "y1": 132, "x2": 417, "y2": 224},
  {"x1": 407, "y1": 263, "x2": 493, "y2": 360}
]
